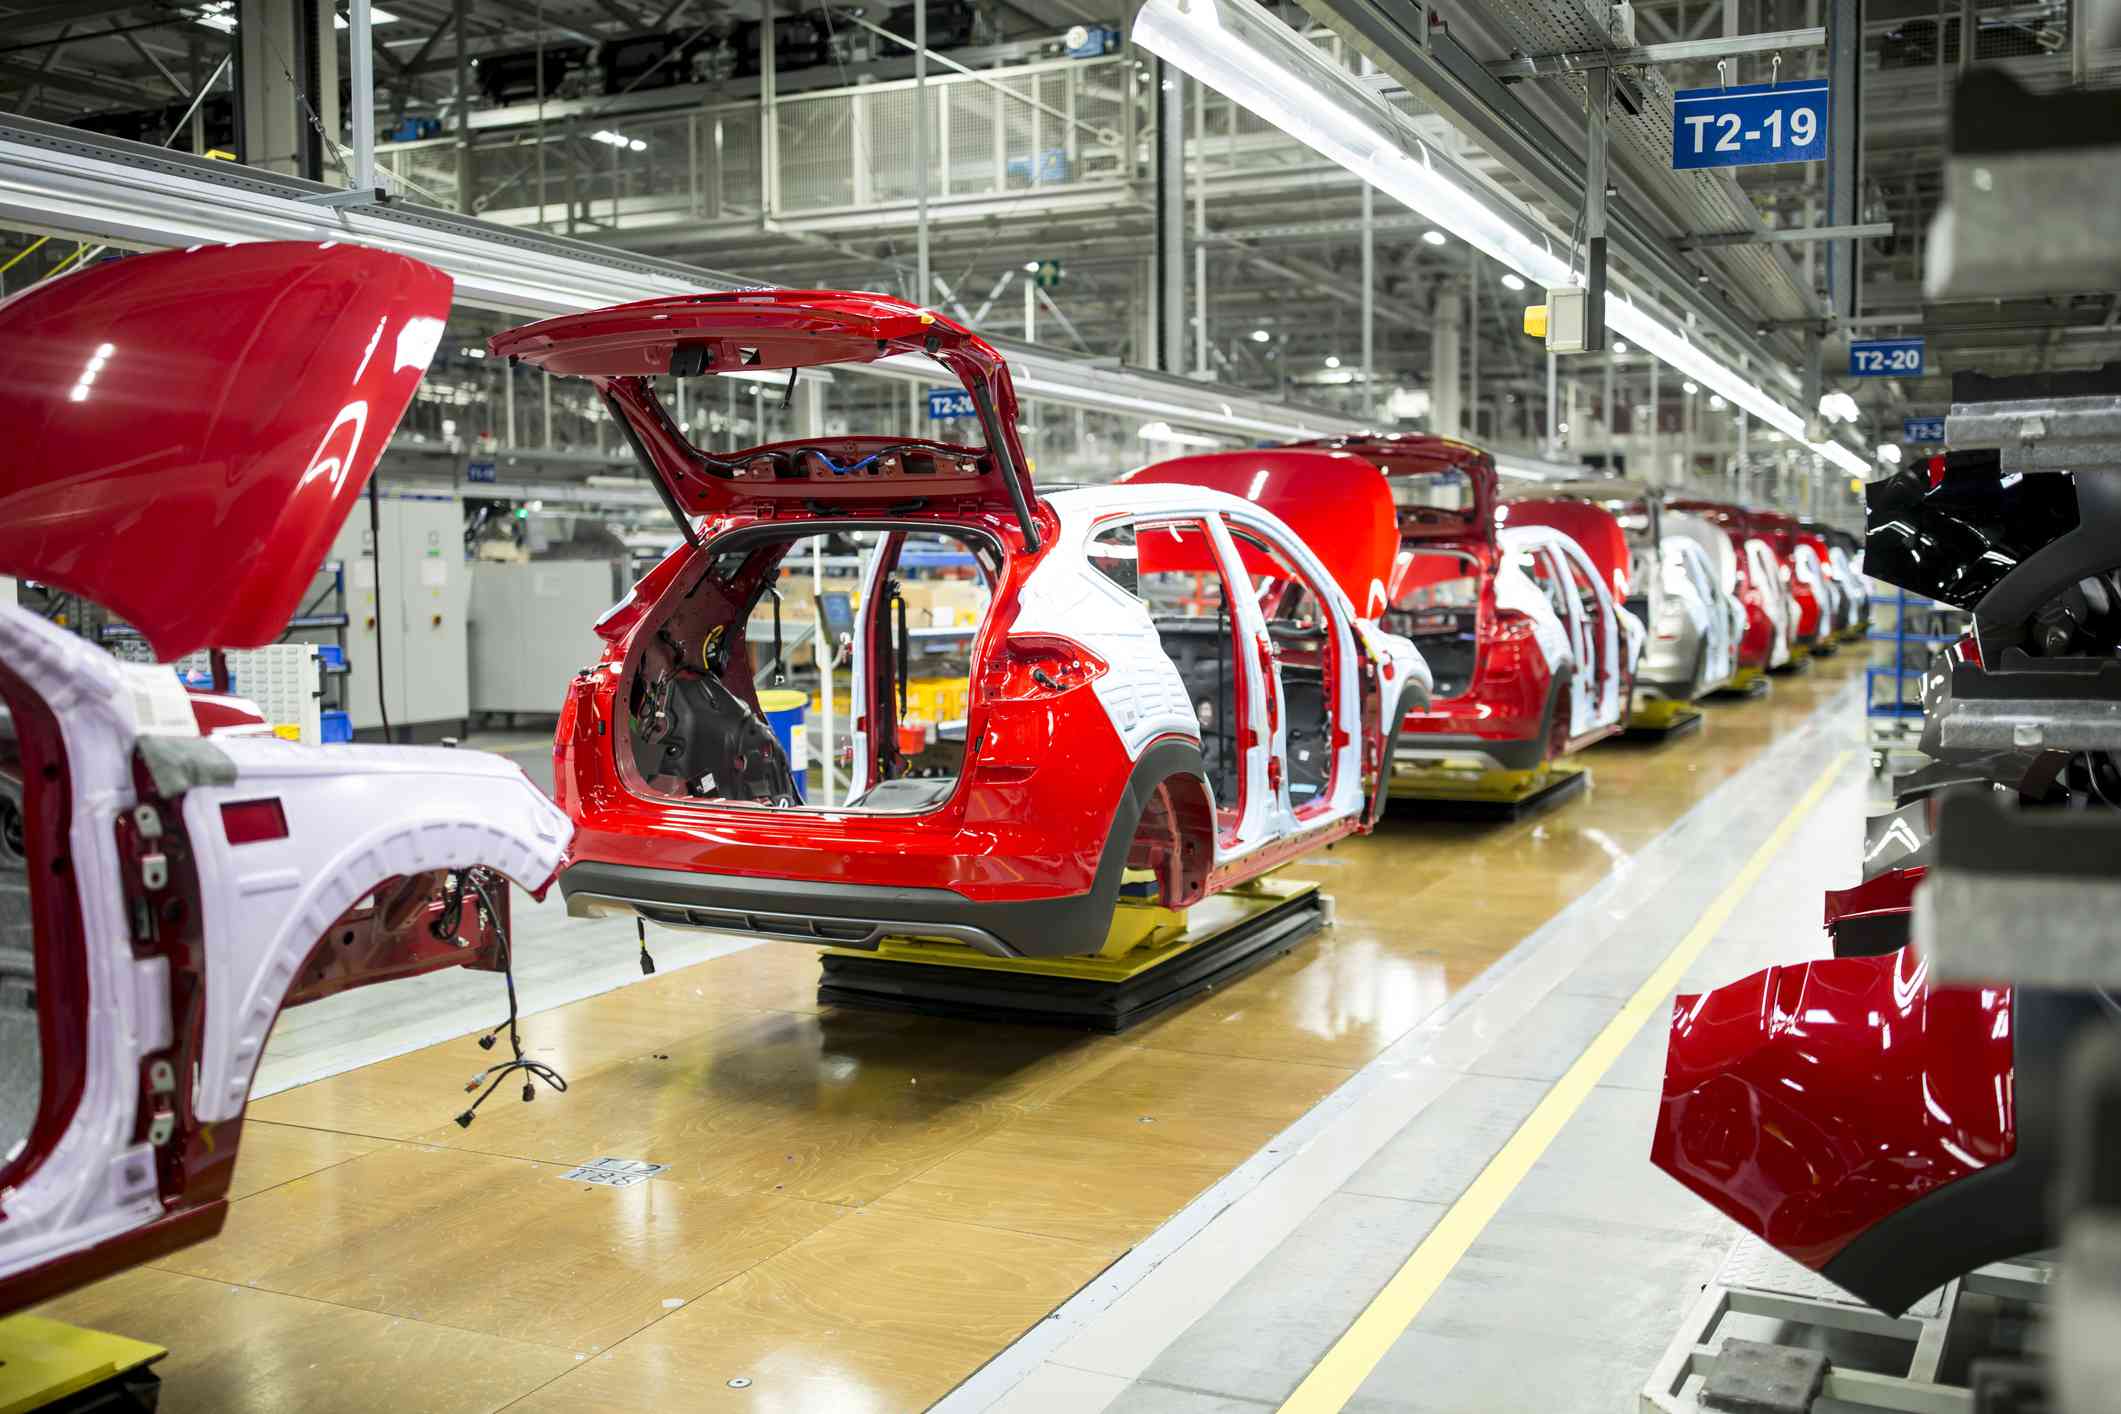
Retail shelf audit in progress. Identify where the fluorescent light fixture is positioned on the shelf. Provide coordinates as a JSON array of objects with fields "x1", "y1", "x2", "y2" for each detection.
[
  {"x1": 1682, "y1": 380, "x2": 1699, "y2": 394},
  {"x1": 1130, "y1": 0, "x2": 1868, "y2": 477},
  {"x1": 1708, "y1": 394, "x2": 1728, "y2": 410},
  {"x1": 1250, "y1": 328, "x2": 1272, "y2": 343},
  {"x1": 1500, "y1": 273, "x2": 1526, "y2": 292},
  {"x1": 1023, "y1": 260, "x2": 1039, "y2": 272},
  {"x1": 334, "y1": 5, "x2": 398, "y2": 26},
  {"x1": 194, "y1": 1, "x2": 235, "y2": 30},
  {"x1": 1875, "y1": 443, "x2": 1903, "y2": 465},
  {"x1": 591, "y1": 129, "x2": 646, "y2": 152},
  {"x1": 1611, "y1": 340, "x2": 1628, "y2": 354},
  {"x1": 1324, "y1": 355, "x2": 1341, "y2": 369},
  {"x1": 1818, "y1": 390, "x2": 1861, "y2": 424},
  {"x1": 1138, "y1": 420, "x2": 1225, "y2": 447}
]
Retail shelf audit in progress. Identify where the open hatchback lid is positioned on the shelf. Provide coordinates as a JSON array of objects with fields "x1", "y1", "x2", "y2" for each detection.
[
  {"x1": 488, "y1": 290, "x2": 1042, "y2": 548},
  {"x1": 0, "y1": 242, "x2": 453, "y2": 662},
  {"x1": 1286, "y1": 432, "x2": 1497, "y2": 545}
]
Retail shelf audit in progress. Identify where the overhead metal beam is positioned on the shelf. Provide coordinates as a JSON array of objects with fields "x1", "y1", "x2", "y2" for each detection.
[
  {"x1": 1825, "y1": 0, "x2": 1862, "y2": 321},
  {"x1": 0, "y1": 54, "x2": 163, "y2": 105},
  {"x1": 0, "y1": 0, "x2": 158, "y2": 28},
  {"x1": 1681, "y1": 220, "x2": 1893, "y2": 248},
  {"x1": 1300, "y1": 0, "x2": 1783, "y2": 373},
  {"x1": 1485, "y1": 26, "x2": 1826, "y2": 79}
]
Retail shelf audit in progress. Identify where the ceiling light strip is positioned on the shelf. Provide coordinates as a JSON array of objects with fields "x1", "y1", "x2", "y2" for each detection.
[{"x1": 1133, "y1": 0, "x2": 1867, "y2": 477}]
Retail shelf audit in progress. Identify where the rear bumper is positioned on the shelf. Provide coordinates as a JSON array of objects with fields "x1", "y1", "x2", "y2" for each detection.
[{"x1": 562, "y1": 858, "x2": 1108, "y2": 960}]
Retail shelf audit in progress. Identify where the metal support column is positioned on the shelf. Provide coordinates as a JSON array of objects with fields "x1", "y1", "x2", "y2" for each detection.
[
  {"x1": 453, "y1": 0, "x2": 469, "y2": 210},
  {"x1": 238, "y1": 0, "x2": 337, "y2": 179},
  {"x1": 760, "y1": 0, "x2": 777, "y2": 218},
  {"x1": 1432, "y1": 287, "x2": 1463, "y2": 435},
  {"x1": 1603, "y1": 351, "x2": 1616, "y2": 467},
  {"x1": 1193, "y1": 75, "x2": 1209, "y2": 378},
  {"x1": 1546, "y1": 350, "x2": 1559, "y2": 454},
  {"x1": 1637, "y1": 356, "x2": 1654, "y2": 483},
  {"x1": 1362, "y1": 181, "x2": 1376, "y2": 420},
  {"x1": 349, "y1": 0, "x2": 375, "y2": 192},
  {"x1": 1468, "y1": 248, "x2": 1480, "y2": 440},
  {"x1": 1825, "y1": 0, "x2": 1862, "y2": 321},
  {"x1": 914, "y1": 0, "x2": 929, "y2": 306},
  {"x1": 1582, "y1": 66, "x2": 1611, "y2": 352},
  {"x1": 1154, "y1": 63, "x2": 1187, "y2": 375}
]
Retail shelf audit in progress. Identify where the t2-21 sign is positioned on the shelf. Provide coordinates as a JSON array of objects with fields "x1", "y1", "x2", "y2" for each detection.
[{"x1": 1672, "y1": 81, "x2": 1828, "y2": 170}]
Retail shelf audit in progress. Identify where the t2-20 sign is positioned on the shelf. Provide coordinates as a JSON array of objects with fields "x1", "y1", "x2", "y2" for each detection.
[{"x1": 1672, "y1": 81, "x2": 1828, "y2": 171}]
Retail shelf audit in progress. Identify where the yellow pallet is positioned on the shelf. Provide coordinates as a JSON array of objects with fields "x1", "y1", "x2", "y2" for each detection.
[
  {"x1": 0, "y1": 1316, "x2": 164, "y2": 1414},
  {"x1": 1628, "y1": 697, "x2": 1697, "y2": 731}
]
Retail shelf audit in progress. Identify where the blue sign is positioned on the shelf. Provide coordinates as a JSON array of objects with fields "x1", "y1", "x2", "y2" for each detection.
[
  {"x1": 465, "y1": 459, "x2": 498, "y2": 483},
  {"x1": 1672, "y1": 81, "x2": 1828, "y2": 170},
  {"x1": 1850, "y1": 338, "x2": 1925, "y2": 378},
  {"x1": 1904, "y1": 416, "x2": 1947, "y2": 443},
  {"x1": 926, "y1": 388, "x2": 977, "y2": 420}
]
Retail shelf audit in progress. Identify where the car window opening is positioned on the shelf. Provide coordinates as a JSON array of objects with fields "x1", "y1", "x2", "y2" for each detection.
[
  {"x1": 1229, "y1": 526, "x2": 1339, "y2": 813},
  {"x1": 1384, "y1": 548, "x2": 1483, "y2": 700},
  {"x1": 625, "y1": 526, "x2": 997, "y2": 815}
]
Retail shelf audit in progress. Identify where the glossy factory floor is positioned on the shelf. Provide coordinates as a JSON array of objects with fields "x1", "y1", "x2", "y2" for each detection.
[{"x1": 36, "y1": 655, "x2": 1864, "y2": 1414}]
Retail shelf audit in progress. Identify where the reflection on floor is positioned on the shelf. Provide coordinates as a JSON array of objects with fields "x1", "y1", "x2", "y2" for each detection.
[{"x1": 33, "y1": 659, "x2": 1861, "y2": 1414}]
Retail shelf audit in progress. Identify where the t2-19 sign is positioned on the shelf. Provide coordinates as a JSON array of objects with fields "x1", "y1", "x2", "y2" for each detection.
[
  {"x1": 1850, "y1": 338, "x2": 1924, "y2": 378},
  {"x1": 1672, "y1": 81, "x2": 1828, "y2": 170}
]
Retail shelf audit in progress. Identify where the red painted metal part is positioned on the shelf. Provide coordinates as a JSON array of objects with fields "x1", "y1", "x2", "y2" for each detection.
[
  {"x1": 556, "y1": 508, "x2": 1149, "y2": 905},
  {"x1": 1653, "y1": 947, "x2": 2016, "y2": 1273},
  {"x1": 1121, "y1": 449, "x2": 1402, "y2": 617},
  {"x1": 488, "y1": 291, "x2": 1035, "y2": 518},
  {"x1": 1822, "y1": 866, "x2": 1926, "y2": 936},
  {"x1": 0, "y1": 243, "x2": 453, "y2": 662},
  {"x1": 1496, "y1": 497, "x2": 1634, "y2": 601},
  {"x1": 285, "y1": 872, "x2": 510, "y2": 1007}
]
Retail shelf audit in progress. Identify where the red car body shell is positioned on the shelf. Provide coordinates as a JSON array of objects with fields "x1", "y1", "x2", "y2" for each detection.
[
  {"x1": 1298, "y1": 436, "x2": 1575, "y2": 767},
  {"x1": 1668, "y1": 500, "x2": 1776, "y2": 670},
  {"x1": 0, "y1": 243, "x2": 453, "y2": 661},
  {"x1": 1653, "y1": 946, "x2": 2015, "y2": 1274},
  {"x1": 517, "y1": 295, "x2": 1393, "y2": 933},
  {"x1": 550, "y1": 502, "x2": 1150, "y2": 908},
  {"x1": 1749, "y1": 510, "x2": 1824, "y2": 643}
]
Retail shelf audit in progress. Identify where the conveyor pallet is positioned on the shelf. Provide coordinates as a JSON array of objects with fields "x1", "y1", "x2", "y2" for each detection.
[
  {"x1": 816, "y1": 878, "x2": 1327, "y2": 1033},
  {"x1": 1624, "y1": 702, "x2": 1705, "y2": 741},
  {"x1": 1640, "y1": 1235, "x2": 2050, "y2": 1414},
  {"x1": 1388, "y1": 762, "x2": 1588, "y2": 820}
]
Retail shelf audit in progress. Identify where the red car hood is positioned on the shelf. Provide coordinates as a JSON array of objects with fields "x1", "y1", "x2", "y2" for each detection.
[
  {"x1": 1122, "y1": 448, "x2": 1401, "y2": 617},
  {"x1": 1652, "y1": 947, "x2": 2014, "y2": 1278},
  {"x1": 0, "y1": 242, "x2": 453, "y2": 661}
]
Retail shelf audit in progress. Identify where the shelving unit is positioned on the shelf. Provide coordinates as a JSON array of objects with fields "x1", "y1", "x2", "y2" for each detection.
[{"x1": 1864, "y1": 584, "x2": 1970, "y2": 768}]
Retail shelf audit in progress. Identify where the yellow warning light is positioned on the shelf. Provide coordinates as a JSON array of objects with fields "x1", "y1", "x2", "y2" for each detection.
[{"x1": 1522, "y1": 305, "x2": 1549, "y2": 338}]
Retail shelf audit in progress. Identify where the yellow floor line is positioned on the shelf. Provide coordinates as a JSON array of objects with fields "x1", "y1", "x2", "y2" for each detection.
[{"x1": 1277, "y1": 748, "x2": 1854, "y2": 1414}]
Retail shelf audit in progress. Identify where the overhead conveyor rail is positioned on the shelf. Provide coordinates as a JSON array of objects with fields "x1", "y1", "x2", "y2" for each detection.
[{"x1": 0, "y1": 113, "x2": 1351, "y2": 444}]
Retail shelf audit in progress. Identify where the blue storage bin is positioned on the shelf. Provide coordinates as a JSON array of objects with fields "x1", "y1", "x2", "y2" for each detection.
[{"x1": 320, "y1": 710, "x2": 353, "y2": 743}]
